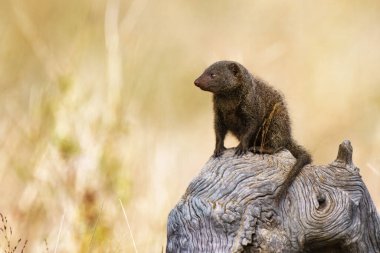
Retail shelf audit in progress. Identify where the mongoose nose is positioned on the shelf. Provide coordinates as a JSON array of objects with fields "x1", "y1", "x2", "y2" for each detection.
[{"x1": 194, "y1": 79, "x2": 200, "y2": 86}]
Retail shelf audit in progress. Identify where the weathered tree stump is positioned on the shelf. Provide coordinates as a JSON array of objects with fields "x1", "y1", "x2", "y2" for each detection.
[{"x1": 166, "y1": 140, "x2": 380, "y2": 252}]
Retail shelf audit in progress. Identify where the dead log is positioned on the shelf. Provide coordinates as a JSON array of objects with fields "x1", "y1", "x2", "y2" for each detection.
[{"x1": 166, "y1": 140, "x2": 380, "y2": 252}]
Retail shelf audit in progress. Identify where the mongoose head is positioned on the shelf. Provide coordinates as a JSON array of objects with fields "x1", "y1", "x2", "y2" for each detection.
[{"x1": 194, "y1": 61, "x2": 250, "y2": 95}]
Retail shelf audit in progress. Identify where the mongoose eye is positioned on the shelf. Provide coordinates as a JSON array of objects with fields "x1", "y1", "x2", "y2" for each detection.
[{"x1": 210, "y1": 73, "x2": 216, "y2": 78}]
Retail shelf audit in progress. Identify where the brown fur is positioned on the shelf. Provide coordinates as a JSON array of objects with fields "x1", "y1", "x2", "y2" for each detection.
[{"x1": 194, "y1": 60, "x2": 312, "y2": 204}]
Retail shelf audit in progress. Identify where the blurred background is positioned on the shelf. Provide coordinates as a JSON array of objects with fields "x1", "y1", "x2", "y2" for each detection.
[{"x1": 0, "y1": 0, "x2": 379, "y2": 252}]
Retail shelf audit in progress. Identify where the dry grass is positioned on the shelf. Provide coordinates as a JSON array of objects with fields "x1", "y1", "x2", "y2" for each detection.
[
  {"x1": 0, "y1": 0, "x2": 379, "y2": 252},
  {"x1": 0, "y1": 213, "x2": 27, "y2": 253}
]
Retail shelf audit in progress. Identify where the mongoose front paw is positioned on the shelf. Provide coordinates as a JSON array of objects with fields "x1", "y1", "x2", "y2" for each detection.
[
  {"x1": 234, "y1": 144, "x2": 248, "y2": 156},
  {"x1": 213, "y1": 146, "x2": 226, "y2": 157}
]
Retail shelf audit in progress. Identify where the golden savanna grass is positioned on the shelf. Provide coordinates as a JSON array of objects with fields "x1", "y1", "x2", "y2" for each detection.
[{"x1": 0, "y1": 0, "x2": 379, "y2": 252}]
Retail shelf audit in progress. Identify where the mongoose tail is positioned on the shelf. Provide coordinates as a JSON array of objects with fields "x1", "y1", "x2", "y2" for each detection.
[{"x1": 276, "y1": 141, "x2": 312, "y2": 204}]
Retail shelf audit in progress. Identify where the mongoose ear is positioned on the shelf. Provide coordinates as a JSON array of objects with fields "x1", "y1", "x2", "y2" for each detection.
[{"x1": 228, "y1": 62, "x2": 240, "y2": 76}]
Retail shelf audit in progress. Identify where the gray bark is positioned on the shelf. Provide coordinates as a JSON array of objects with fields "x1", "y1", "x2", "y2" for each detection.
[{"x1": 166, "y1": 140, "x2": 380, "y2": 252}]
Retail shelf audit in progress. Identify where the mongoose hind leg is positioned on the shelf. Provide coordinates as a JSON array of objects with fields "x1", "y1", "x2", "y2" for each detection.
[{"x1": 249, "y1": 145, "x2": 286, "y2": 154}]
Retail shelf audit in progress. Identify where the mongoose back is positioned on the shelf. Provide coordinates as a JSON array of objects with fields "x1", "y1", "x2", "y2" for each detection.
[{"x1": 194, "y1": 60, "x2": 312, "y2": 204}]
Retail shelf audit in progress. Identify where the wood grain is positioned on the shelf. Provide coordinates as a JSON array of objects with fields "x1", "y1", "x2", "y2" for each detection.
[{"x1": 166, "y1": 140, "x2": 380, "y2": 253}]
